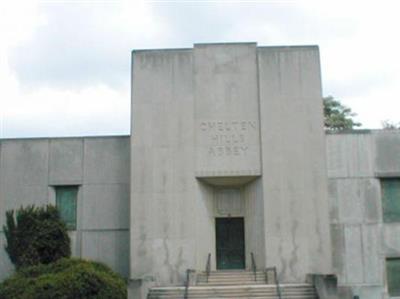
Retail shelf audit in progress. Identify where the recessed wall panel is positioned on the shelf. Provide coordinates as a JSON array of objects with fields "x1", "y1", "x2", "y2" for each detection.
[{"x1": 194, "y1": 44, "x2": 261, "y2": 177}]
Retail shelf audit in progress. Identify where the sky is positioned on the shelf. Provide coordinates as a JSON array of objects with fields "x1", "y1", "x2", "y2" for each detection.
[{"x1": 0, "y1": 0, "x2": 399, "y2": 138}]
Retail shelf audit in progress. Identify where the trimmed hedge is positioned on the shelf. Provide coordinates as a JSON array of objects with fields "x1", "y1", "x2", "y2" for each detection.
[
  {"x1": 3, "y1": 205, "x2": 70, "y2": 268},
  {"x1": 0, "y1": 258, "x2": 127, "y2": 299}
]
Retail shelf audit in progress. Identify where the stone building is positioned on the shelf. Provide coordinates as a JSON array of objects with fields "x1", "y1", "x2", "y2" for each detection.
[{"x1": 0, "y1": 43, "x2": 400, "y2": 299}]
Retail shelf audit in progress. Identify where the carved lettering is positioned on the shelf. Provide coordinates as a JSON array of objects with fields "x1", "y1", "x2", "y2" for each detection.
[
  {"x1": 209, "y1": 134, "x2": 245, "y2": 145},
  {"x1": 249, "y1": 121, "x2": 256, "y2": 130},
  {"x1": 200, "y1": 122, "x2": 208, "y2": 131},
  {"x1": 206, "y1": 145, "x2": 248, "y2": 156},
  {"x1": 200, "y1": 120, "x2": 257, "y2": 132},
  {"x1": 200, "y1": 120, "x2": 257, "y2": 157},
  {"x1": 225, "y1": 146, "x2": 231, "y2": 155},
  {"x1": 208, "y1": 147, "x2": 215, "y2": 156}
]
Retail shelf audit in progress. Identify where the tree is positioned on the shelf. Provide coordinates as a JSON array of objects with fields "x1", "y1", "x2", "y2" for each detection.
[
  {"x1": 382, "y1": 120, "x2": 400, "y2": 130},
  {"x1": 0, "y1": 258, "x2": 127, "y2": 299},
  {"x1": 323, "y1": 96, "x2": 361, "y2": 131},
  {"x1": 3, "y1": 205, "x2": 71, "y2": 268},
  {"x1": 1, "y1": 205, "x2": 126, "y2": 299}
]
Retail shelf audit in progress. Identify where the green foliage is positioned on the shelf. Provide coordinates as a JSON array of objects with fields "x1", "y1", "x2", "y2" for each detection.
[
  {"x1": 382, "y1": 120, "x2": 400, "y2": 130},
  {"x1": 3, "y1": 205, "x2": 71, "y2": 268},
  {"x1": 0, "y1": 258, "x2": 127, "y2": 299},
  {"x1": 323, "y1": 96, "x2": 361, "y2": 131}
]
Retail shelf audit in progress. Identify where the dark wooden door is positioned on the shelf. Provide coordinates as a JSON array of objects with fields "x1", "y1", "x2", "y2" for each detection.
[{"x1": 216, "y1": 218, "x2": 245, "y2": 270}]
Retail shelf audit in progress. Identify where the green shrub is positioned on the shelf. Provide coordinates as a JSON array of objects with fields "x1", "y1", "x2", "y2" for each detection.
[
  {"x1": 0, "y1": 258, "x2": 127, "y2": 299},
  {"x1": 3, "y1": 205, "x2": 71, "y2": 268}
]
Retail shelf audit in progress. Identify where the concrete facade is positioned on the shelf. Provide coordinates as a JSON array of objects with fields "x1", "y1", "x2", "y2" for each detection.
[
  {"x1": 0, "y1": 136, "x2": 130, "y2": 281},
  {"x1": 327, "y1": 130, "x2": 400, "y2": 298},
  {"x1": 129, "y1": 44, "x2": 332, "y2": 296},
  {"x1": 0, "y1": 43, "x2": 399, "y2": 299}
]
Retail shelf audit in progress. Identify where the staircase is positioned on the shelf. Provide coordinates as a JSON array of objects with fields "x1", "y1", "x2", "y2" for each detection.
[
  {"x1": 147, "y1": 270, "x2": 318, "y2": 299},
  {"x1": 197, "y1": 270, "x2": 266, "y2": 286}
]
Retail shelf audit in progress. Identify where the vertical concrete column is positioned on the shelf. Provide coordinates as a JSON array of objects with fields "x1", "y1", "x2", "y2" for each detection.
[
  {"x1": 130, "y1": 49, "x2": 197, "y2": 294},
  {"x1": 257, "y1": 46, "x2": 333, "y2": 281}
]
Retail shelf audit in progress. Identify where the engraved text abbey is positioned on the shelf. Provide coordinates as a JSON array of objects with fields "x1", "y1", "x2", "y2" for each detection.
[{"x1": 199, "y1": 120, "x2": 257, "y2": 157}]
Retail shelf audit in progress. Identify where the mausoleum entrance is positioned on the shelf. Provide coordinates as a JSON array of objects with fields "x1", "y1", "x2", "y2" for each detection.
[
  {"x1": 198, "y1": 178, "x2": 263, "y2": 273},
  {"x1": 216, "y1": 217, "x2": 245, "y2": 270}
]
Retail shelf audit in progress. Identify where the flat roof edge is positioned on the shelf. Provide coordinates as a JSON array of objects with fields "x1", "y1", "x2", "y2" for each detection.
[
  {"x1": 132, "y1": 47, "x2": 192, "y2": 54},
  {"x1": 131, "y1": 43, "x2": 319, "y2": 53},
  {"x1": 257, "y1": 45, "x2": 319, "y2": 50},
  {"x1": 194, "y1": 41, "x2": 257, "y2": 46},
  {"x1": 0, "y1": 135, "x2": 130, "y2": 142},
  {"x1": 326, "y1": 129, "x2": 400, "y2": 135}
]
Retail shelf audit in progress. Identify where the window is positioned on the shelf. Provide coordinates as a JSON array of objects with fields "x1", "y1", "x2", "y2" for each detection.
[
  {"x1": 387, "y1": 258, "x2": 400, "y2": 296},
  {"x1": 381, "y1": 178, "x2": 400, "y2": 223},
  {"x1": 55, "y1": 186, "x2": 78, "y2": 230}
]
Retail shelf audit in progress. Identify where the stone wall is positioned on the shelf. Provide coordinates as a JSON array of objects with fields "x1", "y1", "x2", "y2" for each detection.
[
  {"x1": 327, "y1": 130, "x2": 400, "y2": 299},
  {"x1": 0, "y1": 129, "x2": 399, "y2": 299},
  {"x1": 129, "y1": 43, "x2": 333, "y2": 298},
  {"x1": 0, "y1": 136, "x2": 130, "y2": 281},
  {"x1": 258, "y1": 46, "x2": 332, "y2": 281}
]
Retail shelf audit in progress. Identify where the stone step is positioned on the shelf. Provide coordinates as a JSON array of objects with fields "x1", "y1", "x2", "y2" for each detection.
[
  {"x1": 198, "y1": 271, "x2": 265, "y2": 277},
  {"x1": 197, "y1": 279, "x2": 267, "y2": 285},
  {"x1": 149, "y1": 296, "x2": 316, "y2": 299},
  {"x1": 149, "y1": 290, "x2": 315, "y2": 296},
  {"x1": 148, "y1": 293, "x2": 317, "y2": 298},
  {"x1": 197, "y1": 282, "x2": 267, "y2": 286},
  {"x1": 203, "y1": 270, "x2": 265, "y2": 275},
  {"x1": 202, "y1": 275, "x2": 266, "y2": 278},
  {"x1": 149, "y1": 293, "x2": 316, "y2": 298},
  {"x1": 199, "y1": 273, "x2": 264, "y2": 277},
  {"x1": 197, "y1": 277, "x2": 266, "y2": 282},
  {"x1": 149, "y1": 288, "x2": 315, "y2": 294},
  {"x1": 197, "y1": 270, "x2": 268, "y2": 285},
  {"x1": 148, "y1": 284, "x2": 317, "y2": 299}
]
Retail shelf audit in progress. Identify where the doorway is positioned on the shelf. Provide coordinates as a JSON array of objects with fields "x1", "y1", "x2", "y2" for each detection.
[{"x1": 215, "y1": 217, "x2": 245, "y2": 270}]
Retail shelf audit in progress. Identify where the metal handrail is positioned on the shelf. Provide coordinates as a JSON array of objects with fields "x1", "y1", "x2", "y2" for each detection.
[
  {"x1": 184, "y1": 269, "x2": 195, "y2": 299},
  {"x1": 205, "y1": 253, "x2": 211, "y2": 283},
  {"x1": 265, "y1": 267, "x2": 282, "y2": 299},
  {"x1": 250, "y1": 252, "x2": 257, "y2": 281}
]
